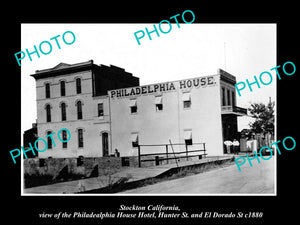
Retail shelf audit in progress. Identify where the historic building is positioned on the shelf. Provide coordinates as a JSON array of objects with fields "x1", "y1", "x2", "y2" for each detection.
[
  {"x1": 30, "y1": 60, "x2": 247, "y2": 160},
  {"x1": 31, "y1": 60, "x2": 139, "y2": 158}
]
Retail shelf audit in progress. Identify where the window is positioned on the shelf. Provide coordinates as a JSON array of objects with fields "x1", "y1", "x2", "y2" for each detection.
[
  {"x1": 130, "y1": 99, "x2": 137, "y2": 114},
  {"x1": 62, "y1": 130, "x2": 67, "y2": 148},
  {"x1": 61, "y1": 102, "x2": 66, "y2": 121},
  {"x1": 76, "y1": 101, "x2": 83, "y2": 119},
  {"x1": 76, "y1": 78, "x2": 81, "y2": 94},
  {"x1": 98, "y1": 103, "x2": 104, "y2": 117},
  {"x1": 227, "y1": 89, "x2": 231, "y2": 106},
  {"x1": 131, "y1": 133, "x2": 139, "y2": 147},
  {"x1": 182, "y1": 92, "x2": 191, "y2": 109},
  {"x1": 78, "y1": 129, "x2": 83, "y2": 148},
  {"x1": 155, "y1": 96, "x2": 163, "y2": 111},
  {"x1": 121, "y1": 157, "x2": 130, "y2": 167},
  {"x1": 232, "y1": 91, "x2": 235, "y2": 107},
  {"x1": 222, "y1": 87, "x2": 226, "y2": 106},
  {"x1": 60, "y1": 81, "x2": 66, "y2": 96},
  {"x1": 45, "y1": 83, "x2": 50, "y2": 98},
  {"x1": 184, "y1": 130, "x2": 193, "y2": 145},
  {"x1": 77, "y1": 156, "x2": 84, "y2": 166},
  {"x1": 39, "y1": 159, "x2": 46, "y2": 167},
  {"x1": 47, "y1": 131, "x2": 53, "y2": 149},
  {"x1": 45, "y1": 104, "x2": 51, "y2": 122}
]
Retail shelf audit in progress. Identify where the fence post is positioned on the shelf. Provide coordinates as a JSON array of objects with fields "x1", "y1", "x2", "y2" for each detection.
[
  {"x1": 166, "y1": 145, "x2": 169, "y2": 164},
  {"x1": 138, "y1": 145, "x2": 141, "y2": 168},
  {"x1": 203, "y1": 143, "x2": 206, "y2": 158},
  {"x1": 185, "y1": 143, "x2": 188, "y2": 161},
  {"x1": 169, "y1": 139, "x2": 179, "y2": 167}
]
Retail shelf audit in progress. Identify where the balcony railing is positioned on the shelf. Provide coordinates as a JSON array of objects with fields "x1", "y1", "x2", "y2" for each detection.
[{"x1": 221, "y1": 105, "x2": 247, "y2": 115}]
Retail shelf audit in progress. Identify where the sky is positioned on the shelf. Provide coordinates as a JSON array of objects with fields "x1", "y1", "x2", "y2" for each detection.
[{"x1": 21, "y1": 23, "x2": 276, "y2": 135}]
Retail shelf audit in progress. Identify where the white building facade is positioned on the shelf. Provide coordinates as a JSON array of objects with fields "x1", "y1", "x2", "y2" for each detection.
[{"x1": 109, "y1": 75, "x2": 224, "y2": 157}]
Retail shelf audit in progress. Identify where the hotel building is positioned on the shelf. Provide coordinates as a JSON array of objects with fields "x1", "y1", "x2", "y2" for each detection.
[{"x1": 30, "y1": 60, "x2": 247, "y2": 163}]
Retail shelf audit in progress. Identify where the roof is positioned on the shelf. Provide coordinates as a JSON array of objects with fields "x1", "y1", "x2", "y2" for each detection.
[
  {"x1": 218, "y1": 68, "x2": 236, "y2": 85},
  {"x1": 31, "y1": 60, "x2": 94, "y2": 79},
  {"x1": 30, "y1": 60, "x2": 135, "y2": 80}
]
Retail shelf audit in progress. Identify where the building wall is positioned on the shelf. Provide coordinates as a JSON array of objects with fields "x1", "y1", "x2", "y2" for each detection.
[
  {"x1": 35, "y1": 70, "x2": 111, "y2": 158},
  {"x1": 109, "y1": 75, "x2": 224, "y2": 157},
  {"x1": 220, "y1": 79, "x2": 236, "y2": 107},
  {"x1": 32, "y1": 62, "x2": 238, "y2": 160}
]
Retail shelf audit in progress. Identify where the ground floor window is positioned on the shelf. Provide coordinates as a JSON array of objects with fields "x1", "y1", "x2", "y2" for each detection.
[
  {"x1": 184, "y1": 130, "x2": 193, "y2": 145},
  {"x1": 62, "y1": 130, "x2": 68, "y2": 148},
  {"x1": 131, "y1": 132, "x2": 139, "y2": 147},
  {"x1": 78, "y1": 129, "x2": 84, "y2": 148}
]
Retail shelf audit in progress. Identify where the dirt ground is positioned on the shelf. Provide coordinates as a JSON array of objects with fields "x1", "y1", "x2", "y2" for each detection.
[{"x1": 121, "y1": 157, "x2": 275, "y2": 194}]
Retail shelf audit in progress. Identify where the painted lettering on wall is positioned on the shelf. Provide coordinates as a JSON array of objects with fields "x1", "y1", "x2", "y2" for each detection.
[{"x1": 110, "y1": 76, "x2": 216, "y2": 99}]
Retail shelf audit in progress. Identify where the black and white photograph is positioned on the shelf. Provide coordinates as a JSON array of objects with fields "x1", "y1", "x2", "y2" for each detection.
[
  {"x1": 20, "y1": 23, "x2": 276, "y2": 196},
  {"x1": 4, "y1": 4, "x2": 298, "y2": 225}
]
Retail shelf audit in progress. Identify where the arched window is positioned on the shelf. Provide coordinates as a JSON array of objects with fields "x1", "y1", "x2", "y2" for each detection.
[
  {"x1": 76, "y1": 101, "x2": 82, "y2": 119},
  {"x1": 61, "y1": 102, "x2": 67, "y2": 121},
  {"x1": 45, "y1": 104, "x2": 51, "y2": 122}
]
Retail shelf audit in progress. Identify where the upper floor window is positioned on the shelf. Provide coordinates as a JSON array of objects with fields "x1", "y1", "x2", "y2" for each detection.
[
  {"x1": 155, "y1": 96, "x2": 163, "y2": 111},
  {"x1": 45, "y1": 104, "x2": 51, "y2": 122},
  {"x1": 61, "y1": 102, "x2": 67, "y2": 121},
  {"x1": 130, "y1": 99, "x2": 137, "y2": 114},
  {"x1": 76, "y1": 100, "x2": 83, "y2": 119},
  {"x1": 222, "y1": 87, "x2": 226, "y2": 106},
  {"x1": 227, "y1": 89, "x2": 231, "y2": 106},
  {"x1": 45, "y1": 83, "x2": 50, "y2": 98},
  {"x1": 182, "y1": 92, "x2": 191, "y2": 109},
  {"x1": 76, "y1": 78, "x2": 81, "y2": 94},
  {"x1": 98, "y1": 103, "x2": 104, "y2": 117},
  {"x1": 60, "y1": 81, "x2": 66, "y2": 96},
  {"x1": 232, "y1": 91, "x2": 235, "y2": 106}
]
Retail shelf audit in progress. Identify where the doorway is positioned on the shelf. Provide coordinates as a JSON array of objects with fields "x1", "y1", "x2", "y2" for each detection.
[{"x1": 102, "y1": 132, "x2": 109, "y2": 156}]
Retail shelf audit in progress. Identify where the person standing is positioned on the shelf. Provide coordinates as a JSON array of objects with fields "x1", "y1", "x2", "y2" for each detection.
[
  {"x1": 232, "y1": 139, "x2": 240, "y2": 155},
  {"x1": 224, "y1": 140, "x2": 233, "y2": 154}
]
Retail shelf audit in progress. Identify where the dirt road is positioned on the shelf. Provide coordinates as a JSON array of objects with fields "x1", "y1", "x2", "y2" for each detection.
[{"x1": 121, "y1": 157, "x2": 275, "y2": 194}]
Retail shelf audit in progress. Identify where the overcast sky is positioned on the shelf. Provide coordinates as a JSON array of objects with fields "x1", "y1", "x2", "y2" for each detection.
[{"x1": 21, "y1": 23, "x2": 276, "y2": 135}]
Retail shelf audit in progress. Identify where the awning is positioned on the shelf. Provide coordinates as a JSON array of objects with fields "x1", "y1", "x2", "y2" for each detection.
[
  {"x1": 182, "y1": 92, "x2": 191, "y2": 101},
  {"x1": 184, "y1": 130, "x2": 192, "y2": 140},
  {"x1": 129, "y1": 99, "x2": 137, "y2": 107},
  {"x1": 154, "y1": 96, "x2": 162, "y2": 104},
  {"x1": 131, "y1": 133, "x2": 139, "y2": 142}
]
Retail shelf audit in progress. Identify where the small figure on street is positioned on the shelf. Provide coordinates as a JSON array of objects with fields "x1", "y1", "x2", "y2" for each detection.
[
  {"x1": 232, "y1": 139, "x2": 240, "y2": 155},
  {"x1": 78, "y1": 180, "x2": 86, "y2": 192},
  {"x1": 224, "y1": 140, "x2": 233, "y2": 154},
  {"x1": 114, "y1": 149, "x2": 120, "y2": 157}
]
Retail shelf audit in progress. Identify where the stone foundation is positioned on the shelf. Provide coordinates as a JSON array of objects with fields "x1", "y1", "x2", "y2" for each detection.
[{"x1": 24, "y1": 156, "x2": 123, "y2": 179}]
